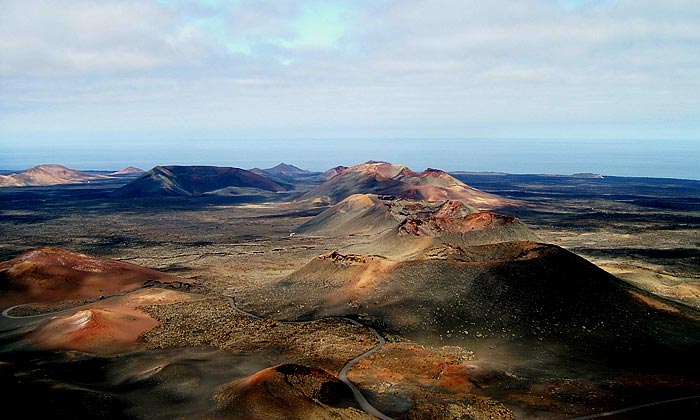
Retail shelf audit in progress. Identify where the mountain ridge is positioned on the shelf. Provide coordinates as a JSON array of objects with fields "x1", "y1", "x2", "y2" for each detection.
[{"x1": 112, "y1": 165, "x2": 290, "y2": 197}]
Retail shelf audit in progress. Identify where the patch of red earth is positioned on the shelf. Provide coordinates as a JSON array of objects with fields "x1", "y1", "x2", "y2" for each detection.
[
  {"x1": 29, "y1": 288, "x2": 200, "y2": 354},
  {"x1": 628, "y1": 290, "x2": 684, "y2": 315},
  {"x1": 0, "y1": 247, "x2": 191, "y2": 306},
  {"x1": 463, "y1": 212, "x2": 517, "y2": 230},
  {"x1": 421, "y1": 168, "x2": 453, "y2": 178},
  {"x1": 399, "y1": 208, "x2": 517, "y2": 237},
  {"x1": 351, "y1": 342, "x2": 476, "y2": 392},
  {"x1": 32, "y1": 307, "x2": 158, "y2": 354}
]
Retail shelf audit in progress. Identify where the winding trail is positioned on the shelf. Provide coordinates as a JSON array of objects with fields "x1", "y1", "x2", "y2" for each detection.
[
  {"x1": 2, "y1": 290, "x2": 393, "y2": 420},
  {"x1": 1, "y1": 289, "x2": 141, "y2": 320},
  {"x1": 225, "y1": 296, "x2": 394, "y2": 420}
]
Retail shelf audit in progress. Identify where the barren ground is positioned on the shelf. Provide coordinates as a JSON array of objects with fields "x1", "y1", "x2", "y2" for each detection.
[{"x1": 1, "y1": 174, "x2": 699, "y2": 419}]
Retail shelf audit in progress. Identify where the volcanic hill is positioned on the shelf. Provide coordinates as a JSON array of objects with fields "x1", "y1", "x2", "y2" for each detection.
[
  {"x1": 213, "y1": 364, "x2": 372, "y2": 420},
  {"x1": 0, "y1": 247, "x2": 198, "y2": 354},
  {"x1": 262, "y1": 163, "x2": 310, "y2": 176},
  {"x1": 0, "y1": 247, "x2": 192, "y2": 306},
  {"x1": 236, "y1": 241, "x2": 700, "y2": 364},
  {"x1": 0, "y1": 164, "x2": 103, "y2": 187},
  {"x1": 109, "y1": 166, "x2": 145, "y2": 176},
  {"x1": 111, "y1": 165, "x2": 290, "y2": 197},
  {"x1": 297, "y1": 194, "x2": 535, "y2": 258},
  {"x1": 297, "y1": 161, "x2": 511, "y2": 210}
]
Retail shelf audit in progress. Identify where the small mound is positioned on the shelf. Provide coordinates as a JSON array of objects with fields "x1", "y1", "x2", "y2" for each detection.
[
  {"x1": 262, "y1": 163, "x2": 309, "y2": 176},
  {"x1": 296, "y1": 194, "x2": 403, "y2": 237},
  {"x1": 27, "y1": 288, "x2": 198, "y2": 354},
  {"x1": 0, "y1": 247, "x2": 192, "y2": 306},
  {"x1": 30, "y1": 307, "x2": 157, "y2": 354},
  {"x1": 0, "y1": 164, "x2": 102, "y2": 187},
  {"x1": 109, "y1": 166, "x2": 145, "y2": 176},
  {"x1": 212, "y1": 364, "x2": 372, "y2": 420}
]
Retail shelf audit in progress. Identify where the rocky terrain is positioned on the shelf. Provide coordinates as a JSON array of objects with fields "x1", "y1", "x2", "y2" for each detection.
[{"x1": 1, "y1": 162, "x2": 699, "y2": 419}]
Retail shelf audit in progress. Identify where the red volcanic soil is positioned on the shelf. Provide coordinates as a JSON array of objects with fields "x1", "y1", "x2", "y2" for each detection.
[
  {"x1": 321, "y1": 165, "x2": 349, "y2": 180},
  {"x1": 32, "y1": 307, "x2": 157, "y2": 354},
  {"x1": 213, "y1": 363, "x2": 371, "y2": 420},
  {"x1": 0, "y1": 247, "x2": 191, "y2": 306},
  {"x1": 29, "y1": 288, "x2": 199, "y2": 354},
  {"x1": 399, "y1": 207, "x2": 520, "y2": 236},
  {"x1": 0, "y1": 164, "x2": 101, "y2": 187},
  {"x1": 298, "y1": 161, "x2": 512, "y2": 210}
]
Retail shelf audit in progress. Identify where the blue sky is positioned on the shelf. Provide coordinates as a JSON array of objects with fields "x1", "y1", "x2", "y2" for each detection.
[{"x1": 0, "y1": 0, "x2": 699, "y2": 174}]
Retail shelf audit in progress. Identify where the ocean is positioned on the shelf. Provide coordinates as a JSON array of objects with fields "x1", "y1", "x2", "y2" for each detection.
[{"x1": 2, "y1": 138, "x2": 699, "y2": 180}]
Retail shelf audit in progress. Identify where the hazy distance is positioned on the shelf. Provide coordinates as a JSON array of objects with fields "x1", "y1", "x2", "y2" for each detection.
[{"x1": 2, "y1": 138, "x2": 698, "y2": 180}]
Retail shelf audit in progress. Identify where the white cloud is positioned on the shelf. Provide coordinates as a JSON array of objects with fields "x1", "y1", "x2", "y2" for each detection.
[
  {"x1": 0, "y1": 0, "x2": 698, "y2": 140},
  {"x1": 0, "y1": 0, "x2": 209, "y2": 76}
]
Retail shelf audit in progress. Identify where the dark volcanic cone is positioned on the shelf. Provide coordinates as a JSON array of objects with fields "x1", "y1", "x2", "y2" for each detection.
[
  {"x1": 237, "y1": 241, "x2": 700, "y2": 366},
  {"x1": 112, "y1": 165, "x2": 289, "y2": 197}
]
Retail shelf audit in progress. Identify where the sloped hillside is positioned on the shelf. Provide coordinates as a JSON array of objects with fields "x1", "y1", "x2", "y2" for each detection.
[
  {"x1": 111, "y1": 165, "x2": 289, "y2": 197},
  {"x1": 297, "y1": 162, "x2": 512, "y2": 210}
]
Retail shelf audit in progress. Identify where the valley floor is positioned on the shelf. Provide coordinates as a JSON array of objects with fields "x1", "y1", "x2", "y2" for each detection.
[{"x1": 1, "y1": 174, "x2": 699, "y2": 419}]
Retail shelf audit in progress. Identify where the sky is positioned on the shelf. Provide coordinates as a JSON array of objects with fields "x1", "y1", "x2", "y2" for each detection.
[{"x1": 1, "y1": 0, "x2": 699, "y2": 175}]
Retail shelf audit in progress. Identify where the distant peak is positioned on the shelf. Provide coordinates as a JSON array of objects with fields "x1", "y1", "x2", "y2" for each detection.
[
  {"x1": 27, "y1": 164, "x2": 73, "y2": 172},
  {"x1": 264, "y1": 162, "x2": 308, "y2": 174},
  {"x1": 110, "y1": 166, "x2": 145, "y2": 175},
  {"x1": 421, "y1": 168, "x2": 450, "y2": 177}
]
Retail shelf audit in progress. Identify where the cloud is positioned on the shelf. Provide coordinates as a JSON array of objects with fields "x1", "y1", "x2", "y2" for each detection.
[
  {"x1": 0, "y1": 0, "x2": 698, "y2": 140},
  {"x1": 0, "y1": 0, "x2": 210, "y2": 76}
]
